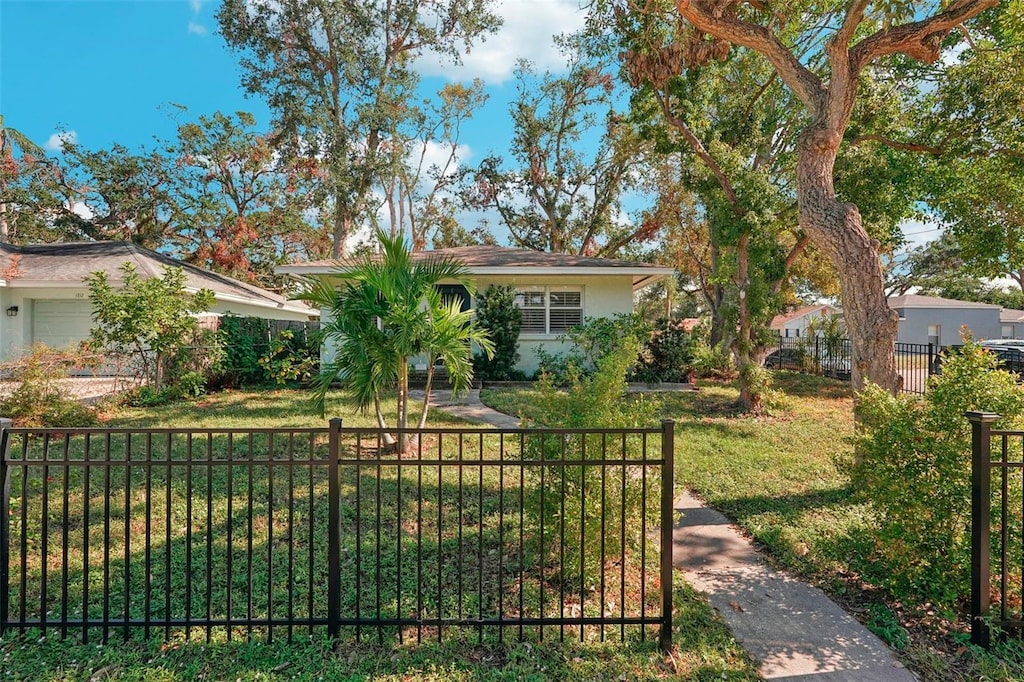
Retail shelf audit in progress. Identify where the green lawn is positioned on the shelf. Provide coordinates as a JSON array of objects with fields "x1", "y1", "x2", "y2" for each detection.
[
  {"x1": 0, "y1": 387, "x2": 756, "y2": 682},
  {"x1": 482, "y1": 372, "x2": 1024, "y2": 681}
]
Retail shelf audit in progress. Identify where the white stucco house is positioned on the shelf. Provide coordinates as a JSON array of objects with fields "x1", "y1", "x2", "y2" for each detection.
[
  {"x1": 769, "y1": 304, "x2": 841, "y2": 338},
  {"x1": 0, "y1": 241, "x2": 316, "y2": 365},
  {"x1": 277, "y1": 245, "x2": 675, "y2": 376}
]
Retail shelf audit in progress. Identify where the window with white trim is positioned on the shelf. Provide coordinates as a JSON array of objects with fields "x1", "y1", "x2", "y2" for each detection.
[
  {"x1": 1003, "y1": 324, "x2": 1015, "y2": 339},
  {"x1": 514, "y1": 286, "x2": 583, "y2": 334}
]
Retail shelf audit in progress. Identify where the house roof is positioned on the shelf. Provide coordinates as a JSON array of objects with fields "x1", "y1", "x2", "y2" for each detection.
[
  {"x1": 0, "y1": 241, "x2": 315, "y2": 317},
  {"x1": 277, "y1": 244, "x2": 676, "y2": 291},
  {"x1": 886, "y1": 294, "x2": 1000, "y2": 310},
  {"x1": 769, "y1": 304, "x2": 839, "y2": 330},
  {"x1": 1001, "y1": 308, "x2": 1024, "y2": 324}
]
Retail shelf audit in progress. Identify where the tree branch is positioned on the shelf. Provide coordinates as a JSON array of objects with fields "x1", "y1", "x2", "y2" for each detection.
[
  {"x1": 851, "y1": 0, "x2": 998, "y2": 70},
  {"x1": 653, "y1": 88, "x2": 745, "y2": 219},
  {"x1": 675, "y1": 0, "x2": 824, "y2": 115}
]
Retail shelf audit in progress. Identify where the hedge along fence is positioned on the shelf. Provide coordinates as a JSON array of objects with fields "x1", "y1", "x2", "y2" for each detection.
[{"x1": 0, "y1": 419, "x2": 675, "y2": 651}]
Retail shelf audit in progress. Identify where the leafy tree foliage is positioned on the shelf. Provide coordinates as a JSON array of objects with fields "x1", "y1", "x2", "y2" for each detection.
[
  {"x1": 0, "y1": 115, "x2": 48, "y2": 243},
  {"x1": 468, "y1": 47, "x2": 657, "y2": 257},
  {"x1": 615, "y1": 0, "x2": 998, "y2": 394},
  {"x1": 218, "y1": 0, "x2": 501, "y2": 257},
  {"x1": 303, "y1": 230, "x2": 494, "y2": 451},
  {"x1": 85, "y1": 263, "x2": 215, "y2": 388}
]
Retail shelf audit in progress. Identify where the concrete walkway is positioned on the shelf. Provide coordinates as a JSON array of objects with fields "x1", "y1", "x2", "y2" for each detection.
[{"x1": 425, "y1": 388, "x2": 916, "y2": 681}]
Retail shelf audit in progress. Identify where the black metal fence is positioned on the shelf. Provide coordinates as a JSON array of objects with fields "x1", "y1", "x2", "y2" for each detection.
[
  {"x1": 765, "y1": 337, "x2": 937, "y2": 395},
  {"x1": 0, "y1": 418, "x2": 674, "y2": 651},
  {"x1": 967, "y1": 411, "x2": 1024, "y2": 647}
]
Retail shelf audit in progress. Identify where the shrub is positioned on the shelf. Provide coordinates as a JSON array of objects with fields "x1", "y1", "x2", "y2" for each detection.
[
  {"x1": 258, "y1": 329, "x2": 318, "y2": 385},
  {"x1": 471, "y1": 284, "x2": 524, "y2": 381},
  {"x1": 0, "y1": 345, "x2": 100, "y2": 427},
  {"x1": 690, "y1": 340, "x2": 735, "y2": 379},
  {"x1": 850, "y1": 340, "x2": 1024, "y2": 609},
  {"x1": 534, "y1": 314, "x2": 649, "y2": 383},
  {"x1": 522, "y1": 336, "x2": 661, "y2": 590},
  {"x1": 632, "y1": 318, "x2": 695, "y2": 383},
  {"x1": 215, "y1": 314, "x2": 267, "y2": 386}
]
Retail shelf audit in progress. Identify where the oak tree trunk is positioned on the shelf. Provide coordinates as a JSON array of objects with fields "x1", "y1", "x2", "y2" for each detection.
[{"x1": 796, "y1": 127, "x2": 900, "y2": 393}]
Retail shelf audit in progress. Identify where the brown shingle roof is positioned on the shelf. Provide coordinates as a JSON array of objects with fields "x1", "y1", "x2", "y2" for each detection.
[{"x1": 0, "y1": 241, "x2": 313, "y2": 315}]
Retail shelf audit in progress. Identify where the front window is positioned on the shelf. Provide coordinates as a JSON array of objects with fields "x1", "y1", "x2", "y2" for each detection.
[
  {"x1": 515, "y1": 286, "x2": 583, "y2": 334},
  {"x1": 1003, "y1": 325, "x2": 1014, "y2": 340}
]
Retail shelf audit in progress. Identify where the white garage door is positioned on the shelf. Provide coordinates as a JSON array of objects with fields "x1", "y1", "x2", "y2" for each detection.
[{"x1": 32, "y1": 299, "x2": 94, "y2": 349}]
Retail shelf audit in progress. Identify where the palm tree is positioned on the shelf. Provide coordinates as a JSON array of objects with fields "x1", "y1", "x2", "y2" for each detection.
[
  {"x1": 1, "y1": 115, "x2": 47, "y2": 242},
  {"x1": 303, "y1": 229, "x2": 494, "y2": 451}
]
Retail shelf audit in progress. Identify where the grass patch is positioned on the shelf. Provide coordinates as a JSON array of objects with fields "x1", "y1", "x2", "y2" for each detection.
[
  {"x1": 1, "y1": 387, "x2": 757, "y2": 681},
  {"x1": 481, "y1": 372, "x2": 1024, "y2": 681}
]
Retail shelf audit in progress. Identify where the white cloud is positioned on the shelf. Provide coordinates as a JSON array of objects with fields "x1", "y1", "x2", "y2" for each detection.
[
  {"x1": 188, "y1": 21, "x2": 208, "y2": 36},
  {"x1": 71, "y1": 202, "x2": 94, "y2": 221},
  {"x1": 899, "y1": 218, "x2": 943, "y2": 250},
  {"x1": 417, "y1": 0, "x2": 586, "y2": 83},
  {"x1": 412, "y1": 139, "x2": 471, "y2": 180},
  {"x1": 189, "y1": 0, "x2": 205, "y2": 13},
  {"x1": 44, "y1": 130, "x2": 77, "y2": 152}
]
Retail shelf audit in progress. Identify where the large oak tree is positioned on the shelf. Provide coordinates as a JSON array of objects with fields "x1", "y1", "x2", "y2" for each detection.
[
  {"x1": 218, "y1": 0, "x2": 501, "y2": 257},
  {"x1": 633, "y1": 0, "x2": 999, "y2": 392}
]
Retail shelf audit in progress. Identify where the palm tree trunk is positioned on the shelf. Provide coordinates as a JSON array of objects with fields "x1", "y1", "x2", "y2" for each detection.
[
  {"x1": 397, "y1": 356, "x2": 408, "y2": 452},
  {"x1": 373, "y1": 393, "x2": 396, "y2": 445},
  {"x1": 416, "y1": 362, "x2": 436, "y2": 429}
]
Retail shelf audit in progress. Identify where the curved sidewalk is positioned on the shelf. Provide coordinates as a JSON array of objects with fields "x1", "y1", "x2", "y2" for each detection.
[{"x1": 426, "y1": 389, "x2": 916, "y2": 681}]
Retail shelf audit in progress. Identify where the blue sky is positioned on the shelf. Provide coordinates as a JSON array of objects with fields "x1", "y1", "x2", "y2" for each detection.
[
  {"x1": 0, "y1": 0, "x2": 586, "y2": 175},
  {"x1": 1, "y1": 0, "x2": 940, "y2": 251}
]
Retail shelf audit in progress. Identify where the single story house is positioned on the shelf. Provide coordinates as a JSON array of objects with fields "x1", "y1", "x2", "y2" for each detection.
[
  {"x1": 769, "y1": 304, "x2": 841, "y2": 338},
  {"x1": 888, "y1": 294, "x2": 1002, "y2": 346},
  {"x1": 1000, "y1": 309, "x2": 1024, "y2": 340},
  {"x1": 277, "y1": 245, "x2": 675, "y2": 376},
  {"x1": 0, "y1": 241, "x2": 316, "y2": 365}
]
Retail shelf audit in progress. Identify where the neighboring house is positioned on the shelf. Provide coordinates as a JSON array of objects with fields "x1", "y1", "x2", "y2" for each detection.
[
  {"x1": 769, "y1": 304, "x2": 841, "y2": 338},
  {"x1": 0, "y1": 241, "x2": 316, "y2": 365},
  {"x1": 277, "y1": 245, "x2": 675, "y2": 376},
  {"x1": 888, "y1": 294, "x2": 1002, "y2": 346},
  {"x1": 1000, "y1": 309, "x2": 1024, "y2": 340}
]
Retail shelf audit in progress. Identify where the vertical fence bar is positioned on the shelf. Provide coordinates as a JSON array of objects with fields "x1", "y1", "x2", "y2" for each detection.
[
  {"x1": 968, "y1": 411, "x2": 999, "y2": 648},
  {"x1": 327, "y1": 418, "x2": 341, "y2": 639},
  {"x1": 0, "y1": 418, "x2": 12, "y2": 639},
  {"x1": 660, "y1": 419, "x2": 675, "y2": 654}
]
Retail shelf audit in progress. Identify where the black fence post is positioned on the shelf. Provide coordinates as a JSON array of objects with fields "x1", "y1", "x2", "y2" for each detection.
[
  {"x1": 967, "y1": 411, "x2": 999, "y2": 648},
  {"x1": 0, "y1": 417, "x2": 11, "y2": 640},
  {"x1": 928, "y1": 343, "x2": 935, "y2": 380},
  {"x1": 327, "y1": 418, "x2": 342, "y2": 639},
  {"x1": 660, "y1": 419, "x2": 675, "y2": 653}
]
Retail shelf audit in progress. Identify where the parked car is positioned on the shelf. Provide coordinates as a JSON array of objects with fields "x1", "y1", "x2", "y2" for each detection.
[{"x1": 937, "y1": 342, "x2": 1024, "y2": 377}]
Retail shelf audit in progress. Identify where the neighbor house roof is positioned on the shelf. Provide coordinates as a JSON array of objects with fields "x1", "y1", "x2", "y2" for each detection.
[
  {"x1": 277, "y1": 244, "x2": 675, "y2": 291},
  {"x1": 1001, "y1": 308, "x2": 1024, "y2": 324},
  {"x1": 886, "y1": 294, "x2": 1000, "y2": 310},
  {"x1": 769, "y1": 304, "x2": 839, "y2": 331},
  {"x1": 0, "y1": 241, "x2": 315, "y2": 317}
]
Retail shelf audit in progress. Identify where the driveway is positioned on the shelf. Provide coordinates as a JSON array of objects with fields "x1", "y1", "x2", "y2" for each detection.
[{"x1": 0, "y1": 377, "x2": 137, "y2": 404}]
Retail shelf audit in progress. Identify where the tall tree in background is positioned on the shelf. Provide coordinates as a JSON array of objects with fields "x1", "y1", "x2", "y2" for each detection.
[
  {"x1": 380, "y1": 80, "x2": 487, "y2": 250},
  {"x1": 470, "y1": 49, "x2": 658, "y2": 257},
  {"x1": 168, "y1": 110, "x2": 327, "y2": 287},
  {"x1": 218, "y1": 0, "x2": 501, "y2": 257},
  {"x1": 622, "y1": 0, "x2": 998, "y2": 392},
  {"x1": 0, "y1": 116, "x2": 48, "y2": 243},
  {"x1": 918, "y1": 10, "x2": 1024, "y2": 292}
]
